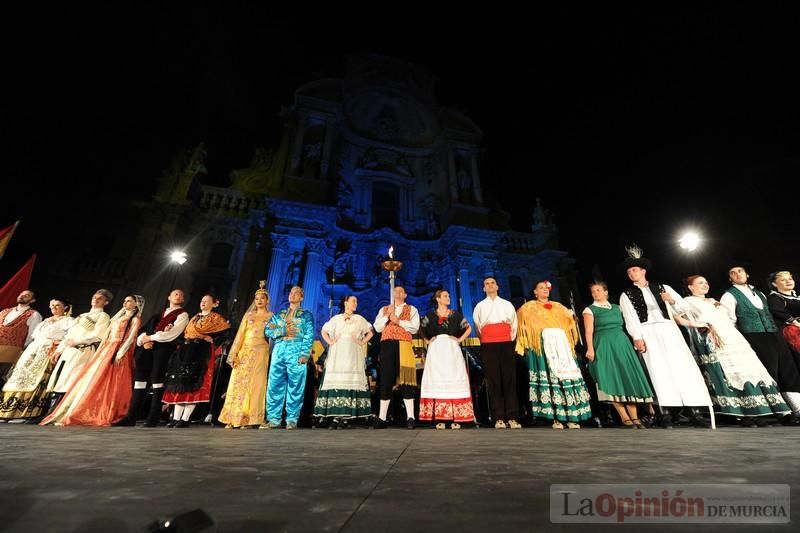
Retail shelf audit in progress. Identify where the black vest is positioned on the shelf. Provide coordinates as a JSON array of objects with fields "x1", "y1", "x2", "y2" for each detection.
[{"x1": 623, "y1": 284, "x2": 670, "y2": 324}]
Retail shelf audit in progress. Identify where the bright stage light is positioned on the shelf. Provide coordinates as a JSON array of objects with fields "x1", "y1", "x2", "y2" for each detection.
[
  {"x1": 678, "y1": 231, "x2": 701, "y2": 252},
  {"x1": 170, "y1": 250, "x2": 188, "y2": 265}
]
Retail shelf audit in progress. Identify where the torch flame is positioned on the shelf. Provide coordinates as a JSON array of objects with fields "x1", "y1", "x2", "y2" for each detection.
[{"x1": 388, "y1": 246, "x2": 394, "y2": 259}]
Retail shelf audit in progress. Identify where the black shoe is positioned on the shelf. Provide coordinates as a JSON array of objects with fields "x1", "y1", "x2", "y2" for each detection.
[
  {"x1": 44, "y1": 392, "x2": 65, "y2": 417},
  {"x1": 406, "y1": 417, "x2": 416, "y2": 430},
  {"x1": 166, "y1": 419, "x2": 178, "y2": 428},
  {"x1": 337, "y1": 418, "x2": 348, "y2": 429},
  {"x1": 754, "y1": 418, "x2": 770, "y2": 428},
  {"x1": 143, "y1": 388, "x2": 165, "y2": 427},
  {"x1": 328, "y1": 418, "x2": 339, "y2": 430},
  {"x1": 638, "y1": 414, "x2": 656, "y2": 428},
  {"x1": 373, "y1": 418, "x2": 388, "y2": 429},
  {"x1": 176, "y1": 420, "x2": 190, "y2": 428},
  {"x1": 739, "y1": 418, "x2": 757, "y2": 428},
  {"x1": 112, "y1": 416, "x2": 136, "y2": 427},
  {"x1": 689, "y1": 414, "x2": 711, "y2": 428},
  {"x1": 659, "y1": 414, "x2": 673, "y2": 429},
  {"x1": 114, "y1": 387, "x2": 147, "y2": 426},
  {"x1": 781, "y1": 414, "x2": 800, "y2": 426}
]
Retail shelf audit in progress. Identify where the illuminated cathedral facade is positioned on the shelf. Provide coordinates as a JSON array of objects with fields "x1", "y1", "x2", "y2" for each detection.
[{"x1": 43, "y1": 55, "x2": 576, "y2": 329}]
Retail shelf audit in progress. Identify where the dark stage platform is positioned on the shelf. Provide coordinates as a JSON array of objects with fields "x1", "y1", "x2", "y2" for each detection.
[{"x1": 1, "y1": 424, "x2": 798, "y2": 532}]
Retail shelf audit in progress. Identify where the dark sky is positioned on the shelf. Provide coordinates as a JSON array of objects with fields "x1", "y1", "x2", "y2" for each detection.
[{"x1": 2, "y1": 5, "x2": 798, "y2": 299}]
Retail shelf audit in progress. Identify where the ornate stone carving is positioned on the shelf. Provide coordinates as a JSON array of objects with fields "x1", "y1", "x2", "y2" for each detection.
[
  {"x1": 154, "y1": 142, "x2": 208, "y2": 203},
  {"x1": 271, "y1": 234, "x2": 290, "y2": 249},
  {"x1": 305, "y1": 239, "x2": 327, "y2": 255},
  {"x1": 358, "y1": 148, "x2": 412, "y2": 176},
  {"x1": 284, "y1": 252, "x2": 302, "y2": 287},
  {"x1": 456, "y1": 255, "x2": 472, "y2": 271}
]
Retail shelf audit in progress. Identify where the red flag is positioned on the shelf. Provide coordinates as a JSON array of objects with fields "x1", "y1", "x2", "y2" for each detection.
[
  {"x1": 0, "y1": 221, "x2": 20, "y2": 260},
  {"x1": 0, "y1": 254, "x2": 37, "y2": 310}
]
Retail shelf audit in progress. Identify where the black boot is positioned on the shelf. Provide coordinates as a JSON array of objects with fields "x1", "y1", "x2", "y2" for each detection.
[
  {"x1": 43, "y1": 392, "x2": 65, "y2": 418},
  {"x1": 113, "y1": 387, "x2": 147, "y2": 427},
  {"x1": 143, "y1": 387, "x2": 165, "y2": 427}
]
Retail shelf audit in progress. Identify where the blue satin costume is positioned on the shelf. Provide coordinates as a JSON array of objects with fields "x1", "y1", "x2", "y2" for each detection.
[{"x1": 265, "y1": 307, "x2": 314, "y2": 424}]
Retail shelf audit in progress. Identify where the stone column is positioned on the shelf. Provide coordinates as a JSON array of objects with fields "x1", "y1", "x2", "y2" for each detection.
[
  {"x1": 266, "y1": 234, "x2": 290, "y2": 306},
  {"x1": 226, "y1": 224, "x2": 250, "y2": 311},
  {"x1": 320, "y1": 119, "x2": 335, "y2": 177},
  {"x1": 353, "y1": 242, "x2": 370, "y2": 290},
  {"x1": 446, "y1": 263, "x2": 459, "y2": 313},
  {"x1": 448, "y1": 147, "x2": 458, "y2": 201},
  {"x1": 301, "y1": 239, "x2": 327, "y2": 328},
  {"x1": 457, "y1": 255, "x2": 475, "y2": 328},
  {"x1": 290, "y1": 112, "x2": 307, "y2": 174},
  {"x1": 471, "y1": 153, "x2": 484, "y2": 205}
]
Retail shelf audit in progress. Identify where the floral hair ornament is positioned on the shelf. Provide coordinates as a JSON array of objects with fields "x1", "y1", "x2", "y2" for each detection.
[
  {"x1": 255, "y1": 279, "x2": 268, "y2": 297},
  {"x1": 543, "y1": 281, "x2": 552, "y2": 289}
]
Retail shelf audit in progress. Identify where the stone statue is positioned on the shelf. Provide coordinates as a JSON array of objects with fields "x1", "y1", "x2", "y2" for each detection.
[
  {"x1": 425, "y1": 212, "x2": 440, "y2": 239},
  {"x1": 302, "y1": 142, "x2": 322, "y2": 179},
  {"x1": 532, "y1": 197, "x2": 548, "y2": 229},
  {"x1": 424, "y1": 261, "x2": 440, "y2": 287},
  {"x1": 333, "y1": 253, "x2": 351, "y2": 278},
  {"x1": 154, "y1": 142, "x2": 208, "y2": 203},
  {"x1": 457, "y1": 169, "x2": 473, "y2": 204},
  {"x1": 285, "y1": 253, "x2": 302, "y2": 287}
]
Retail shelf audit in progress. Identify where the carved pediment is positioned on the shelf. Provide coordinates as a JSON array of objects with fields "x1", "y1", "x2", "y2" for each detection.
[
  {"x1": 343, "y1": 90, "x2": 438, "y2": 148},
  {"x1": 357, "y1": 148, "x2": 412, "y2": 176}
]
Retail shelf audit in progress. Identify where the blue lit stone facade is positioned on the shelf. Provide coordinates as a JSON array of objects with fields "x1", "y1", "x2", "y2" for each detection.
[{"x1": 80, "y1": 54, "x2": 576, "y2": 333}]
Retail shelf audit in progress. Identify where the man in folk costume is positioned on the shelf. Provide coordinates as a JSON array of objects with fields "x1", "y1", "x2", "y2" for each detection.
[
  {"x1": 721, "y1": 264, "x2": 800, "y2": 424},
  {"x1": 618, "y1": 245, "x2": 713, "y2": 428},
  {"x1": 264, "y1": 286, "x2": 314, "y2": 430},
  {"x1": 472, "y1": 276, "x2": 521, "y2": 429},
  {"x1": 44, "y1": 289, "x2": 112, "y2": 413},
  {"x1": 372, "y1": 286, "x2": 420, "y2": 429},
  {"x1": 0, "y1": 290, "x2": 42, "y2": 383},
  {"x1": 114, "y1": 289, "x2": 188, "y2": 427}
]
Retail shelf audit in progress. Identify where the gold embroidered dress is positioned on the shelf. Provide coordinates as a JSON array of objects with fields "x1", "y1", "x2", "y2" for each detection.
[
  {"x1": 0, "y1": 315, "x2": 73, "y2": 419},
  {"x1": 218, "y1": 310, "x2": 271, "y2": 427}
]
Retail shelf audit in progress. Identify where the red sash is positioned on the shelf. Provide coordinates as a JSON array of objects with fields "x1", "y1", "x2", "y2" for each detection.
[{"x1": 481, "y1": 322, "x2": 511, "y2": 343}]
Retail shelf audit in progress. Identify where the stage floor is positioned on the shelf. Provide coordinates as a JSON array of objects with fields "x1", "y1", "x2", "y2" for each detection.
[{"x1": 1, "y1": 424, "x2": 798, "y2": 532}]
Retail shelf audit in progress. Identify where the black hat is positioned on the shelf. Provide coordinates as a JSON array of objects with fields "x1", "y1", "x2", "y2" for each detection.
[
  {"x1": 619, "y1": 244, "x2": 652, "y2": 272},
  {"x1": 726, "y1": 259, "x2": 754, "y2": 273}
]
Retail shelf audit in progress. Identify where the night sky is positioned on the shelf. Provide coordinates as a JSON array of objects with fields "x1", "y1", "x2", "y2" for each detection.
[{"x1": 2, "y1": 5, "x2": 798, "y2": 301}]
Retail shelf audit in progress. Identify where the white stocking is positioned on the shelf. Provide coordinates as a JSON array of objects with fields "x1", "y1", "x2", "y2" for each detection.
[
  {"x1": 379, "y1": 400, "x2": 390, "y2": 421},
  {"x1": 403, "y1": 398, "x2": 415, "y2": 420},
  {"x1": 181, "y1": 403, "x2": 196, "y2": 421},
  {"x1": 783, "y1": 392, "x2": 800, "y2": 415}
]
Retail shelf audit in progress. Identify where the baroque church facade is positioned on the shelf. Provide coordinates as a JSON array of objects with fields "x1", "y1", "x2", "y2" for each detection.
[{"x1": 44, "y1": 55, "x2": 577, "y2": 329}]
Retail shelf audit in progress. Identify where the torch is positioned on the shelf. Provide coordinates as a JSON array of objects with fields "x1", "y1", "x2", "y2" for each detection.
[{"x1": 381, "y1": 245, "x2": 403, "y2": 305}]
